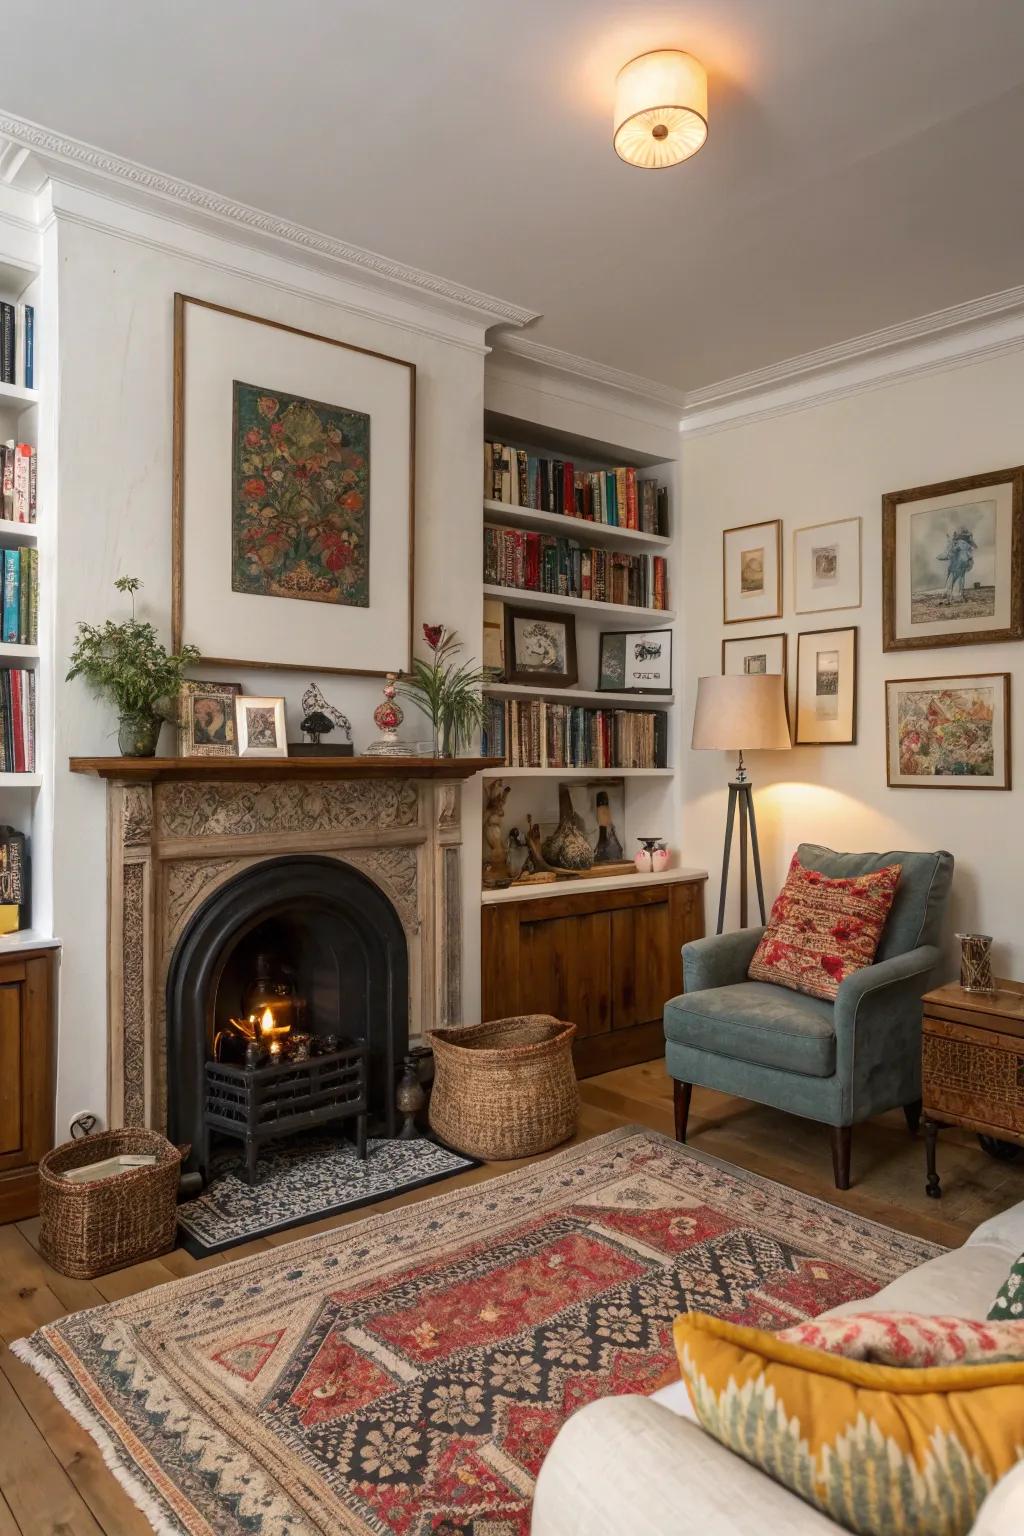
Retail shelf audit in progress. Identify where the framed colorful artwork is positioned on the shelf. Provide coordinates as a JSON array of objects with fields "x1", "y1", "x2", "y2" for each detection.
[
  {"x1": 177, "y1": 679, "x2": 242, "y2": 757},
  {"x1": 236, "y1": 695, "x2": 288, "y2": 758},
  {"x1": 885, "y1": 673, "x2": 1011, "y2": 790},
  {"x1": 793, "y1": 517, "x2": 861, "y2": 613},
  {"x1": 723, "y1": 519, "x2": 782, "y2": 624},
  {"x1": 598, "y1": 628, "x2": 673, "y2": 694},
  {"x1": 882, "y1": 467, "x2": 1023, "y2": 652},
  {"x1": 172, "y1": 294, "x2": 416, "y2": 676},
  {"x1": 795, "y1": 626, "x2": 857, "y2": 745},
  {"x1": 503, "y1": 604, "x2": 578, "y2": 688}
]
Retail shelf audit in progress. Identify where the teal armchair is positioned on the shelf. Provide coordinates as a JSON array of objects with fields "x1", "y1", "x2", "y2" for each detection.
[{"x1": 663, "y1": 843, "x2": 954, "y2": 1188}]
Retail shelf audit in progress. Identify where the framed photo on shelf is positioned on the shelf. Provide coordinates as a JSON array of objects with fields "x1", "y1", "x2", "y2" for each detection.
[
  {"x1": 172, "y1": 293, "x2": 416, "y2": 677},
  {"x1": 882, "y1": 466, "x2": 1023, "y2": 651},
  {"x1": 598, "y1": 629, "x2": 673, "y2": 694},
  {"x1": 793, "y1": 517, "x2": 861, "y2": 613},
  {"x1": 723, "y1": 519, "x2": 782, "y2": 624},
  {"x1": 721, "y1": 631, "x2": 787, "y2": 682},
  {"x1": 503, "y1": 604, "x2": 578, "y2": 687},
  {"x1": 236, "y1": 695, "x2": 288, "y2": 758},
  {"x1": 795, "y1": 626, "x2": 857, "y2": 745},
  {"x1": 885, "y1": 673, "x2": 1011, "y2": 790},
  {"x1": 177, "y1": 679, "x2": 242, "y2": 757}
]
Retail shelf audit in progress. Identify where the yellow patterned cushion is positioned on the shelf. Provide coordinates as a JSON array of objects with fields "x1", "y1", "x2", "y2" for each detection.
[{"x1": 675, "y1": 1310, "x2": 1024, "y2": 1536}]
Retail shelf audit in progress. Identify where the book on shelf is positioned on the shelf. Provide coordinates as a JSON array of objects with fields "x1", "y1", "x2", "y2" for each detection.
[
  {"x1": 0, "y1": 823, "x2": 28, "y2": 932},
  {"x1": 482, "y1": 697, "x2": 668, "y2": 770},
  {"x1": 1, "y1": 442, "x2": 36, "y2": 522},
  {"x1": 1, "y1": 547, "x2": 38, "y2": 644},
  {"x1": 484, "y1": 524, "x2": 668, "y2": 609},
  {"x1": 0, "y1": 303, "x2": 34, "y2": 388},
  {"x1": 0, "y1": 668, "x2": 35, "y2": 773},
  {"x1": 484, "y1": 440, "x2": 668, "y2": 534}
]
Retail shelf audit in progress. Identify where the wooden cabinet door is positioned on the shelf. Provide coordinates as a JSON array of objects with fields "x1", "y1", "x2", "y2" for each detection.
[
  {"x1": 0, "y1": 983, "x2": 21, "y2": 1155},
  {"x1": 610, "y1": 899, "x2": 676, "y2": 1031},
  {"x1": 518, "y1": 911, "x2": 612, "y2": 1038},
  {"x1": 0, "y1": 951, "x2": 55, "y2": 1222}
]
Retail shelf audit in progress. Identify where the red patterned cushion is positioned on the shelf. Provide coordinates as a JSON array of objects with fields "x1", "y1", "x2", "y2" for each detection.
[
  {"x1": 777, "y1": 1312, "x2": 1024, "y2": 1368},
  {"x1": 747, "y1": 854, "x2": 902, "y2": 1001}
]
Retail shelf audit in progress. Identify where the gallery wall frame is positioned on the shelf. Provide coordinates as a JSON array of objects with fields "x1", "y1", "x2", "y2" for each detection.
[
  {"x1": 794, "y1": 625, "x2": 858, "y2": 746},
  {"x1": 722, "y1": 518, "x2": 782, "y2": 624},
  {"x1": 721, "y1": 632, "x2": 789, "y2": 723},
  {"x1": 793, "y1": 516, "x2": 862, "y2": 614},
  {"x1": 884, "y1": 672, "x2": 1011, "y2": 790}
]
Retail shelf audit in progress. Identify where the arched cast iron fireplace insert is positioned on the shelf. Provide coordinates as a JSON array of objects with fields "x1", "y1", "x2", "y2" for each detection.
[{"x1": 165, "y1": 854, "x2": 408, "y2": 1178}]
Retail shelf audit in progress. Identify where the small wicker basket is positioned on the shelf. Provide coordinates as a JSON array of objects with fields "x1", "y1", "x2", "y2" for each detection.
[
  {"x1": 428, "y1": 1015, "x2": 578, "y2": 1161},
  {"x1": 38, "y1": 1129, "x2": 187, "y2": 1279}
]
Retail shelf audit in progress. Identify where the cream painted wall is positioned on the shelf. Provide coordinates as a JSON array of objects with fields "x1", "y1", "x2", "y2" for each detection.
[
  {"x1": 52, "y1": 213, "x2": 486, "y2": 1134},
  {"x1": 680, "y1": 345, "x2": 1024, "y2": 979}
]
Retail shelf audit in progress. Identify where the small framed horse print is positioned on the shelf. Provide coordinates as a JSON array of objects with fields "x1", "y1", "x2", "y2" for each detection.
[{"x1": 882, "y1": 467, "x2": 1024, "y2": 651}]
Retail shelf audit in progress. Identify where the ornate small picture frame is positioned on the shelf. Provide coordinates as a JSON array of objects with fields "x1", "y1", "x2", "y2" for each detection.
[
  {"x1": 177, "y1": 679, "x2": 242, "y2": 757},
  {"x1": 723, "y1": 519, "x2": 782, "y2": 624},
  {"x1": 503, "y1": 604, "x2": 578, "y2": 688},
  {"x1": 236, "y1": 695, "x2": 288, "y2": 758}
]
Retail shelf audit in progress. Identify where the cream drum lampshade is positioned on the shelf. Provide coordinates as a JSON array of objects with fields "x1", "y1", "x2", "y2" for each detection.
[
  {"x1": 691, "y1": 674, "x2": 791, "y2": 753},
  {"x1": 613, "y1": 50, "x2": 708, "y2": 169}
]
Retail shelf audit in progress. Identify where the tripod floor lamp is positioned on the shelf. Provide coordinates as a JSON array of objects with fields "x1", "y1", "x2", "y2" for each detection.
[{"x1": 691, "y1": 674, "x2": 791, "y2": 934}]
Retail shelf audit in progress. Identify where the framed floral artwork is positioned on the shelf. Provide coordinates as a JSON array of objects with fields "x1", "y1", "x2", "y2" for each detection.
[
  {"x1": 236, "y1": 695, "x2": 288, "y2": 759},
  {"x1": 885, "y1": 673, "x2": 1011, "y2": 789},
  {"x1": 723, "y1": 520, "x2": 782, "y2": 624},
  {"x1": 503, "y1": 605, "x2": 578, "y2": 687},
  {"x1": 793, "y1": 517, "x2": 861, "y2": 613},
  {"x1": 882, "y1": 467, "x2": 1024, "y2": 651},
  {"x1": 795, "y1": 626, "x2": 857, "y2": 745},
  {"x1": 177, "y1": 679, "x2": 242, "y2": 757},
  {"x1": 172, "y1": 294, "x2": 415, "y2": 677}
]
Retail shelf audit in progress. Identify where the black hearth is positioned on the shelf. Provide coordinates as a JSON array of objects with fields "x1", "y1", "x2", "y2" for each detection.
[{"x1": 166, "y1": 855, "x2": 409, "y2": 1179}]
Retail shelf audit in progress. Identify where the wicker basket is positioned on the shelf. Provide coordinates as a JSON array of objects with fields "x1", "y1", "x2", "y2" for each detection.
[
  {"x1": 38, "y1": 1129, "x2": 187, "y2": 1279},
  {"x1": 428, "y1": 1015, "x2": 578, "y2": 1160}
]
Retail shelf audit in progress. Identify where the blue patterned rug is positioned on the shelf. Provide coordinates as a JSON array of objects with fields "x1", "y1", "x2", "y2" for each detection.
[{"x1": 177, "y1": 1134, "x2": 477, "y2": 1255}]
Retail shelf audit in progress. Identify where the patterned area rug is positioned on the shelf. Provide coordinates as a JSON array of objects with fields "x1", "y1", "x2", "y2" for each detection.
[
  {"x1": 14, "y1": 1127, "x2": 940, "y2": 1536},
  {"x1": 177, "y1": 1136, "x2": 478, "y2": 1256}
]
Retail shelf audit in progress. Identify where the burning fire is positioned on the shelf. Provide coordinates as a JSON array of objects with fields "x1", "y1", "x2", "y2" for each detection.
[{"x1": 214, "y1": 1005, "x2": 292, "y2": 1062}]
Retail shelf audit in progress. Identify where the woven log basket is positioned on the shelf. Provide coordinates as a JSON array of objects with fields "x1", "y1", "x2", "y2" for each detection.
[
  {"x1": 428, "y1": 1015, "x2": 578, "y2": 1161},
  {"x1": 38, "y1": 1129, "x2": 187, "y2": 1279}
]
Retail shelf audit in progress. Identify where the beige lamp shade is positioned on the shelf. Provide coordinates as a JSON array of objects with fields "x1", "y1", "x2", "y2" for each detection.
[
  {"x1": 613, "y1": 50, "x2": 708, "y2": 169},
  {"x1": 691, "y1": 674, "x2": 791, "y2": 752}
]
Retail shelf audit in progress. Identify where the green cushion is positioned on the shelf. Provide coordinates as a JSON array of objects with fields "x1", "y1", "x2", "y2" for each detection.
[
  {"x1": 988, "y1": 1253, "x2": 1024, "y2": 1320},
  {"x1": 795, "y1": 842, "x2": 954, "y2": 961},
  {"x1": 664, "y1": 982, "x2": 836, "y2": 1078}
]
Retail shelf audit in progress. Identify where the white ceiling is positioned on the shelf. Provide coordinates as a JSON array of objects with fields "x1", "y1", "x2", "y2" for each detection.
[{"x1": 10, "y1": 0, "x2": 1024, "y2": 392}]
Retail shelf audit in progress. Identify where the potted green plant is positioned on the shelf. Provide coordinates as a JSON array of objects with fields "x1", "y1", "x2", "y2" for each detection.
[
  {"x1": 398, "y1": 623, "x2": 486, "y2": 756},
  {"x1": 67, "y1": 577, "x2": 201, "y2": 757}
]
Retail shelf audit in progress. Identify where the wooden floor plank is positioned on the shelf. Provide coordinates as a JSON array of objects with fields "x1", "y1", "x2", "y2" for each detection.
[
  {"x1": 0, "y1": 1490, "x2": 20, "y2": 1536},
  {"x1": 0, "y1": 1366, "x2": 107, "y2": 1536}
]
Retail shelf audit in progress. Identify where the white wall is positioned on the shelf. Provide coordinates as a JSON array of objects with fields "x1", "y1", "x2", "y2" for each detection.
[
  {"x1": 51, "y1": 203, "x2": 487, "y2": 1134},
  {"x1": 680, "y1": 345, "x2": 1024, "y2": 978}
]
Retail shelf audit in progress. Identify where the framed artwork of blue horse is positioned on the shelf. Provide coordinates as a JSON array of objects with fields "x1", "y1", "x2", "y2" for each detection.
[{"x1": 882, "y1": 466, "x2": 1024, "y2": 651}]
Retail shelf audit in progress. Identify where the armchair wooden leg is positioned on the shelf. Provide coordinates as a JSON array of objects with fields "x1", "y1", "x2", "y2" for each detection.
[
  {"x1": 673, "y1": 1081, "x2": 692, "y2": 1143},
  {"x1": 903, "y1": 1098, "x2": 922, "y2": 1136},
  {"x1": 831, "y1": 1125, "x2": 852, "y2": 1190}
]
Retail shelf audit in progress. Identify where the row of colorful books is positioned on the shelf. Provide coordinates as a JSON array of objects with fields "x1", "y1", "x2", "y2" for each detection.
[
  {"x1": 0, "y1": 824, "x2": 28, "y2": 933},
  {"x1": 0, "y1": 668, "x2": 35, "y2": 773},
  {"x1": 2, "y1": 548, "x2": 39, "y2": 645},
  {"x1": 484, "y1": 525, "x2": 668, "y2": 610},
  {"x1": 485, "y1": 442, "x2": 667, "y2": 534},
  {"x1": 482, "y1": 698, "x2": 668, "y2": 770},
  {"x1": 0, "y1": 303, "x2": 34, "y2": 389},
  {"x1": 1, "y1": 442, "x2": 36, "y2": 522}
]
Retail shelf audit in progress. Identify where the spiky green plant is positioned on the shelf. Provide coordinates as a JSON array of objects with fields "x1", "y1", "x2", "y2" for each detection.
[
  {"x1": 66, "y1": 576, "x2": 201, "y2": 721},
  {"x1": 398, "y1": 623, "x2": 486, "y2": 756}
]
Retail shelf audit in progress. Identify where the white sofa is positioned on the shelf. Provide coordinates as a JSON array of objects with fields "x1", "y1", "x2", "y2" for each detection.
[{"x1": 532, "y1": 1201, "x2": 1024, "y2": 1536}]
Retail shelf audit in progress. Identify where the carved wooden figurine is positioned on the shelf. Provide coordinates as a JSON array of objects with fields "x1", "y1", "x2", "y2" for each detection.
[{"x1": 482, "y1": 781, "x2": 513, "y2": 886}]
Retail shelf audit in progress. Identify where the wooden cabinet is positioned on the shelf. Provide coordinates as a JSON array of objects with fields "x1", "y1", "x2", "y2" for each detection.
[
  {"x1": 0, "y1": 947, "x2": 56, "y2": 1222},
  {"x1": 482, "y1": 876, "x2": 706, "y2": 1077}
]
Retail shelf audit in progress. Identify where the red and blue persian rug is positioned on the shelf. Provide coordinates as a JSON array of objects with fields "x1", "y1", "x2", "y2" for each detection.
[{"x1": 14, "y1": 1127, "x2": 939, "y2": 1535}]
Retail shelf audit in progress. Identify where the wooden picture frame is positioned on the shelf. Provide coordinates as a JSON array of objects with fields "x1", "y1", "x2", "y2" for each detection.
[
  {"x1": 723, "y1": 519, "x2": 782, "y2": 624},
  {"x1": 793, "y1": 517, "x2": 862, "y2": 613},
  {"x1": 882, "y1": 466, "x2": 1024, "y2": 652},
  {"x1": 172, "y1": 293, "x2": 416, "y2": 677},
  {"x1": 236, "y1": 695, "x2": 288, "y2": 758},
  {"x1": 795, "y1": 626, "x2": 858, "y2": 745},
  {"x1": 598, "y1": 628, "x2": 673, "y2": 694},
  {"x1": 885, "y1": 672, "x2": 1011, "y2": 790},
  {"x1": 503, "y1": 604, "x2": 578, "y2": 688},
  {"x1": 177, "y1": 679, "x2": 242, "y2": 757},
  {"x1": 722, "y1": 632, "x2": 789, "y2": 723}
]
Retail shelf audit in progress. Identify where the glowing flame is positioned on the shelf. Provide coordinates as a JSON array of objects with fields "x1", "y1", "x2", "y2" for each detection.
[{"x1": 259, "y1": 1007, "x2": 275, "y2": 1035}]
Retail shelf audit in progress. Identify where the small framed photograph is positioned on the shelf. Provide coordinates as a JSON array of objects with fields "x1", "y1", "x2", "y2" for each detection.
[
  {"x1": 598, "y1": 629, "x2": 673, "y2": 694},
  {"x1": 723, "y1": 519, "x2": 782, "y2": 624},
  {"x1": 503, "y1": 604, "x2": 578, "y2": 687},
  {"x1": 794, "y1": 517, "x2": 861, "y2": 613},
  {"x1": 882, "y1": 466, "x2": 1024, "y2": 651},
  {"x1": 885, "y1": 673, "x2": 1011, "y2": 790},
  {"x1": 236, "y1": 695, "x2": 288, "y2": 758},
  {"x1": 177, "y1": 679, "x2": 242, "y2": 757},
  {"x1": 795, "y1": 626, "x2": 857, "y2": 745},
  {"x1": 721, "y1": 631, "x2": 787, "y2": 681}
]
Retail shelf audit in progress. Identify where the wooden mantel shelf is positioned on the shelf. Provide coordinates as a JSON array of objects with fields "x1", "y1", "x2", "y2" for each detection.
[{"x1": 69, "y1": 755, "x2": 504, "y2": 784}]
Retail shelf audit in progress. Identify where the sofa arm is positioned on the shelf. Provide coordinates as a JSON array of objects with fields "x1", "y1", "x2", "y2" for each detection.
[
  {"x1": 683, "y1": 928, "x2": 765, "y2": 992},
  {"x1": 532, "y1": 1395, "x2": 840, "y2": 1535}
]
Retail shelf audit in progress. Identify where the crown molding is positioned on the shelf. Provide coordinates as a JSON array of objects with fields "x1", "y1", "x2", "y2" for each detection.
[
  {"x1": 491, "y1": 333, "x2": 689, "y2": 412},
  {"x1": 0, "y1": 110, "x2": 540, "y2": 332}
]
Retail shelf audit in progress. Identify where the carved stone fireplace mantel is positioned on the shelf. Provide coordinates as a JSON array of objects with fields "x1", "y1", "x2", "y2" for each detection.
[{"x1": 71, "y1": 757, "x2": 499, "y2": 1132}]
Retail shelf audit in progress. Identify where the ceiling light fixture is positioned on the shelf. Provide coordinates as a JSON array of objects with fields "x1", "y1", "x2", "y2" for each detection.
[{"x1": 613, "y1": 49, "x2": 708, "y2": 169}]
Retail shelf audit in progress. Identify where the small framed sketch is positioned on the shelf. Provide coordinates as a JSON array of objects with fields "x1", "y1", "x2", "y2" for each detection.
[
  {"x1": 882, "y1": 467, "x2": 1023, "y2": 651},
  {"x1": 795, "y1": 627, "x2": 857, "y2": 745},
  {"x1": 721, "y1": 631, "x2": 787, "y2": 681},
  {"x1": 885, "y1": 673, "x2": 1011, "y2": 790},
  {"x1": 503, "y1": 604, "x2": 578, "y2": 688},
  {"x1": 599, "y1": 628, "x2": 673, "y2": 694},
  {"x1": 794, "y1": 517, "x2": 861, "y2": 613},
  {"x1": 236, "y1": 695, "x2": 288, "y2": 758},
  {"x1": 177, "y1": 679, "x2": 242, "y2": 757},
  {"x1": 723, "y1": 519, "x2": 782, "y2": 624}
]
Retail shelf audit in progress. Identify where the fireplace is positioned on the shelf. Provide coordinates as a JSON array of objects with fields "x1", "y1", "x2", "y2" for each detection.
[{"x1": 166, "y1": 855, "x2": 408, "y2": 1176}]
